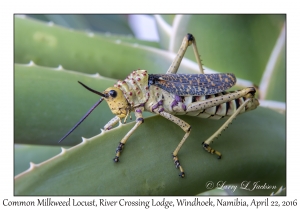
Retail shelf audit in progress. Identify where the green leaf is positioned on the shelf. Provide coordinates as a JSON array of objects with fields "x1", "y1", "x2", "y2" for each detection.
[
  {"x1": 165, "y1": 15, "x2": 286, "y2": 85},
  {"x1": 15, "y1": 108, "x2": 285, "y2": 195},
  {"x1": 160, "y1": 15, "x2": 175, "y2": 25},
  {"x1": 27, "y1": 14, "x2": 134, "y2": 36},
  {"x1": 14, "y1": 63, "x2": 115, "y2": 145},
  {"x1": 14, "y1": 63, "x2": 154, "y2": 146},
  {"x1": 14, "y1": 16, "x2": 177, "y2": 80},
  {"x1": 264, "y1": 40, "x2": 286, "y2": 102},
  {"x1": 14, "y1": 144, "x2": 63, "y2": 176},
  {"x1": 154, "y1": 15, "x2": 172, "y2": 50}
]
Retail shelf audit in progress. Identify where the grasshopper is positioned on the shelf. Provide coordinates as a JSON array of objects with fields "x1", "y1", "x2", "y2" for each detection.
[{"x1": 59, "y1": 33, "x2": 259, "y2": 178}]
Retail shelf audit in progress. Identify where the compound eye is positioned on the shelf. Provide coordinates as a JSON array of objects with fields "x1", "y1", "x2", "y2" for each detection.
[{"x1": 109, "y1": 90, "x2": 117, "y2": 98}]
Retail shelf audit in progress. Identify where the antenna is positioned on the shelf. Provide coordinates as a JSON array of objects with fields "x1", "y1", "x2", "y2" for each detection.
[{"x1": 58, "y1": 81, "x2": 106, "y2": 143}]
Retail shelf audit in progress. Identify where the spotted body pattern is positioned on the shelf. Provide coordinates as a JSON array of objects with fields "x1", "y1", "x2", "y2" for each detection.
[
  {"x1": 108, "y1": 69, "x2": 256, "y2": 122},
  {"x1": 114, "y1": 70, "x2": 150, "y2": 108},
  {"x1": 59, "y1": 33, "x2": 259, "y2": 178},
  {"x1": 110, "y1": 70, "x2": 256, "y2": 121},
  {"x1": 148, "y1": 73, "x2": 236, "y2": 96},
  {"x1": 184, "y1": 89, "x2": 257, "y2": 119}
]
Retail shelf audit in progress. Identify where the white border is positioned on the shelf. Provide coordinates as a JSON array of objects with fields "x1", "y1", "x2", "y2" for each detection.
[{"x1": 2, "y1": 1, "x2": 299, "y2": 209}]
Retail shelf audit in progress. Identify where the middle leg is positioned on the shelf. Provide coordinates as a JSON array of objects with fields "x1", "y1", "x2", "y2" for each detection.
[{"x1": 154, "y1": 110, "x2": 191, "y2": 178}]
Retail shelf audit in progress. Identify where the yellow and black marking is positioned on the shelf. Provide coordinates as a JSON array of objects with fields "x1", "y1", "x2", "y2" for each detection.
[
  {"x1": 113, "y1": 142, "x2": 124, "y2": 162},
  {"x1": 186, "y1": 87, "x2": 257, "y2": 112},
  {"x1": 148, "y1": 73, "x2": 236, "y2": 96},
  {"x1": 113, "y1": 107, "x2": 145, "y2": 162},
  {"x1": 202, "y1": 143, "x2": 222, "y2": 159},
  {"x1": 153, "y1": 109, "x2": 192, "y2": 177},
  {"x1": 173, "y1": 155, "x2": 185, "y2": 178},
  {"x1": 201, "y1": 97, "x2": 258, "y2": 158}
]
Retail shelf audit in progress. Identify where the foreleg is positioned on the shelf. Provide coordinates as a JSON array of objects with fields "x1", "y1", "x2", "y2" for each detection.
[
  {"x1": 113, "y1": 107, "x2": 144, "y2": 162},
  {"x1": 104, "y1": 116, "x2": 120, "y2": 130}
]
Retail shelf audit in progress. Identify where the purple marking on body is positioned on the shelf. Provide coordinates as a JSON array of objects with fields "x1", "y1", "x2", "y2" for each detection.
[
  {"x1": 171, "y1": 100, "x2": 178, "y2": 108},
  {"x1": 175, "y1": 95, "x2": 181, "y2": 102},
  {"x1": 151, "y1": 103, "x2": 159, "y2": 111},
  {"x1": 171, "y1": 95, "x2": 181, "y2": 109},
  {"x1": 182, "y1": 103, "x2": 187, "y2": 111},
  {"x1": 135, "y1": 109, "x2": 142, "y2": 113},
  {"x1": 158, "y1": 107, "x2": 164, "y2": 113},
  {"x1": 158, "y1": 100, "x2": 163, "y2": 106},
  {"x1": 152, "y1": 100, "x2": 164, "y2": 112}
]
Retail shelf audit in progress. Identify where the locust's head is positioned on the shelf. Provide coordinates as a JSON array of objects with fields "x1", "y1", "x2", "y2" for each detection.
[
  {"x1": 102, "y1": 87, "x2": 129, "y2": 118},
  {"x1": 58, "y1": 81, "x2": 129, "y2": 143},
  {"x1": 78, "y1": 82, "x2": 130, "y2": 118}
]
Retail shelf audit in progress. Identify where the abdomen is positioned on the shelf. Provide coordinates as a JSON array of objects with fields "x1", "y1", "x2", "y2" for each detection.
[{"x1": 173, "y1": 91, "x2": 254, "y2": 120}]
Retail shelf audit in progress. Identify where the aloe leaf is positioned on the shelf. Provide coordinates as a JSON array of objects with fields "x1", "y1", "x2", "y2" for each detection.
[
  {"x1": 160, "y1": 15, "x2": 175, "y2": 25},
  {"x1": 15, "y1": 107, "x2": 285, "y2": 195},
  {"x1": 27, "y1": 14, "x2": 134, "y2": 35},
  {"x1": 14, "y1": 144, "x2": 63, "y2": 176},
  {"x1": 14, "y1": 16, "x2": 182, "y2": 80},
  {"x1": 99, "y1": 33, "x2": 160, "y2": 48},
  {"x1": 14, "y1": 63, "x2": 154, "y2": 145},
  {"x1": 154, "y1": 15, "x2": 172, "y2": 50},
  {"x1": 27, "y1": 15, "x2": 160, "y2": 47},
  {"x1": 161, "y1": 15, "x2": 285, "y2": 85},
  {"x1": 14, "y1": 63, "x2": 116, "y2": 145},
  {"x1": 263, "y1": 37, "x2": 286, "y2": 102},
  {"x1": 95, "y1": 33, "x2": 160, "y2": 48}
]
